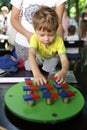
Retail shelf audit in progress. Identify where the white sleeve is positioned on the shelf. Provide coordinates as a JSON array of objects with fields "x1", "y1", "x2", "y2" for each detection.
[
  {"x1": 56, "y1": 0, "x2": 67, "y2": 6},
  {"x1": 10, "y1": 0, "x2": 22, "y2": 9}
]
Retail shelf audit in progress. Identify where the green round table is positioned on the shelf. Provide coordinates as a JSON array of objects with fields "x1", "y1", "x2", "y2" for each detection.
[{"x1": 5, "y1": 82, "x2": 85, "y2": 123}]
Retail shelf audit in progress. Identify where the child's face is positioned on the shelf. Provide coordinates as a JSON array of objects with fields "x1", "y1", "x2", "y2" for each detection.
[{"x1": 36, "y1": 30, "x2": 56, "y2": 46}]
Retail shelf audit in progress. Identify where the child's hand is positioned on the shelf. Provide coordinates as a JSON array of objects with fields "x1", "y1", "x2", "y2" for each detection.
[
  {"x1": 54, "y1": 70, "x2": 66, "y2": 84},
  {"x1": 34, "y1": 73, "x2": 47, "y2": 86}
]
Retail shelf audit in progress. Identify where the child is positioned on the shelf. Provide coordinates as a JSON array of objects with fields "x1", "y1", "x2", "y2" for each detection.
[
  {"x1": 65, "y1": 25, "x2": 79, "y2": 58},
  {"x1": 10, "y1": 0, "x2": 66, "y2": 61},
  {"x1": 66, "y1": 25, "x2": 79, "y2": 41},
  {"x1": 65, "y1": 25, "x2": 80, "y2": 71},
  {"x1": 28, "y1": 6, "x2": 69, "y2": 86}
]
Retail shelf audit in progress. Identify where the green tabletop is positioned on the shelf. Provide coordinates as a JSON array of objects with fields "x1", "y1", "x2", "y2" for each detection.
[{"x1": 5, "y1": 82, "x2": 85, "y2": 123}]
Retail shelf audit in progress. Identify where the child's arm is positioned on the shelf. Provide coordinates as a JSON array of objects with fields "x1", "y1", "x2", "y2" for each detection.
[
  {"x1": 54, "y1": 54, "x2": 69, "y2": 84},
  {"x1": 28, "y1": 48, "x2": 47, "y2": 86}
]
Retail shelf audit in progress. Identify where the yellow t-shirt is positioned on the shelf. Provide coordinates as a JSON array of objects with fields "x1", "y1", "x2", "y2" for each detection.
[{"x1": 29, "y1": 34, "x2": 66, "y2": 59}]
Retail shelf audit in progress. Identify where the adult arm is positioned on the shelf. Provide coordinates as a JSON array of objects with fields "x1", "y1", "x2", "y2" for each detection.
[
  {"x1": 11, "y1": 6, "x2": 33, "y2": 42},
  {"x1": 55, "y1": 2, "x2": 66, "y2": 39}
]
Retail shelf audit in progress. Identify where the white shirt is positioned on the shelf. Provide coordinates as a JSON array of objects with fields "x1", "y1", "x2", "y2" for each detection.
[{"x1": 10, "y1": 0, "x2": 67, "y2": 47}]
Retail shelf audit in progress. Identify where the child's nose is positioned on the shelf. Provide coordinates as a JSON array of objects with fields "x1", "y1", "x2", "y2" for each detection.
[{"x1": 45, "y1": 35, "x2": 49, "y2": 40}]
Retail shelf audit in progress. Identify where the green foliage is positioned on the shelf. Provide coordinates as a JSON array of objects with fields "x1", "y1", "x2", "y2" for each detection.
[
  {"x1": 0, "y1": 0, "x2": 10, "y2": 8},
  {"x1": 79, "y1": 0, "x2": 87, "y2": 12},
  {"x1": 65, "y1": 0, "x2": 87, "y2": 19}
]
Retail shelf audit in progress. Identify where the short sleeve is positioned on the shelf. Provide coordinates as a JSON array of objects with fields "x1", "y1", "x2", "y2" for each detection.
[
  {"x1": 29, "y1": 34, "x2": 38, "y2": 49},
  {"x1": 10, "y1": 0, "x2": 22, "y2": 9},
  {"x1": 56, "y1": 0, "x2": 67, "y2": 6}
]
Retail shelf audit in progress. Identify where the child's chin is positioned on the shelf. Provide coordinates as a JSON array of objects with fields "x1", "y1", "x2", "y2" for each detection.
[{"x1": 44, "y1": 43, "x2": 49, "y2": 45}]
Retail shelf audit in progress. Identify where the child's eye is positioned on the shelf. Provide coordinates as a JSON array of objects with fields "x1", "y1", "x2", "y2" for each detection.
[
  {"x1": 48, "y1": 34, "x2": 55, "y2": 37},
  {"x1": 40, "y1": 34, "x2": 44, "y2": 37},
  {"x1": 48, "y1": 34, "x2": 54, "y2": 36}
]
